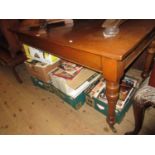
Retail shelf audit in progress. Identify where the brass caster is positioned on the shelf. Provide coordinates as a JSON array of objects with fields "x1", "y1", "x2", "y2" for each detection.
[
  {"x1": 75, "y1": 102, "x2": 82, "y2": 110},
  {"x1": 108, "y1": 124, "x2": 117, "y2": 133}
]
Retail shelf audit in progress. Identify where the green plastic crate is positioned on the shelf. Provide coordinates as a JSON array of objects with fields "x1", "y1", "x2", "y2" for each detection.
[
  {"x1": 52, "y1": 86, "x2": 85, "y2": 110},
  {"x1": 31, "y1": 76, "x2": 54, "y2": 93},
  {"x1": 85, "y1": 89, "x2": 136, "y2": 123},
  {"x1": 31, "y1": 76, "x2": 85, "y2": 110},
  {"x1": 85, "y1": 79, "x2": 137, "y2": 124}
]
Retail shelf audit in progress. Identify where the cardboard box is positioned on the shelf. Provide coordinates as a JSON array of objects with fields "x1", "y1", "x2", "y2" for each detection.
[
  {"x1": 31, "y1": 76, "x2": 54, "y2": 93},
  {"x1": 52, "y1": 86, "x2": 86, "y2": 110},
  {"x1": 85, "y1": 76, "x2": 137, "y2": 123},
  {"x1": 25, "y1": 59, "x2": 60, "y2": 83},
  {"x1": 23, "y1": 44, "x2": 60, "y2": 64},
  {"x1": 31, "y1": 74, "x2": 101, "y2": 110},
  {"x1": 30, "y1": 76, "x2": 85, "y2": 110},
  {"x1": 51, "y1": 73, "x2": 101, "y2": 109},
  {"x1": 50, "y1": 68, "x2": 101, "y2": 98}
]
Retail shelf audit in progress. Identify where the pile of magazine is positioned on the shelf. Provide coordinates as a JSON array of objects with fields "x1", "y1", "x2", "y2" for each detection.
[
  {"x1": 88, "y1": 76, "x2": 138, "y2": 111},
  {"x1": 52, "y1": 60, "x2": 83, "y2": 79},
  {"x1": 50, "y1": 60, "x2": 101, "y2": 98}
]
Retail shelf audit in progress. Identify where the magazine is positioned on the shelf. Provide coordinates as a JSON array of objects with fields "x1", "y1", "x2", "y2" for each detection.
[
  {"x1": 89, "y1": 78, "x2": 106, "y2": 98},
  {"x1": 96, "y1": 76, "x2": 138, "y2": 111},
  {"x1": 53, "y1": 60, "x2": 83, "y2": 79},
  {"x1": 60, "y1": 60, "x2": 83, "y2": 76}
]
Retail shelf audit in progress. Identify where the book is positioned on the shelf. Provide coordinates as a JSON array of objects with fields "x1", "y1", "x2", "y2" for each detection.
[
  {"x1": 53, "y1": 60, "x2": 83, "y2": 79},
  {"x1": 96, "y1": 76, "x2": 138, "y2": 111},
  {"x1": 89, "y1": 78, "x2": 105, "y2": 98},
  {"x1": 51, "y1": 72, "x2": 101, "y2": 98},
  {"x1": 23, "y1": 44, "x2": 60, "y2": 64}
]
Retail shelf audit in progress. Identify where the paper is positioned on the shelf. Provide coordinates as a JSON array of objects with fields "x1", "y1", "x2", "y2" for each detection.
[{"x1": 67, "y1": 68, "x2": 96, "y2": 90}]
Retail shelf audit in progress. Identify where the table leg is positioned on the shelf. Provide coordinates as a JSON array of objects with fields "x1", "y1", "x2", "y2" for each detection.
[
  {"x1": 102, "y1": 57, "x2": 124, "y2": 129},
  {"x1": 141, "y1": 41, "x2": 155, "y2": 79},
  {"x1": 106, "y1": 81, "x2": 119, "y2": 131}
]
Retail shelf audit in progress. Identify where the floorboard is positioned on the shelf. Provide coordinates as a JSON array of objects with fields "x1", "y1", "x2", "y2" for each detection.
[{"x1": 0, "y1": 64, "x2": 155, "y2": 135}]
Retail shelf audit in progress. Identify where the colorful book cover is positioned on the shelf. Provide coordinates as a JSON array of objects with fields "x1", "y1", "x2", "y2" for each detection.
[
  {"x1": 53, "y1": 60, "x2": 83, "y2": 80},
  {"x1": 96, "y1": 76, "x2": 138, "y2": 111}
]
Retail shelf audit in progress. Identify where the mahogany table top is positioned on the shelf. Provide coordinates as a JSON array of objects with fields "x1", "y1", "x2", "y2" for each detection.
[{"x1": 17, "y1": 20, "x2": 155, "y2": 61}]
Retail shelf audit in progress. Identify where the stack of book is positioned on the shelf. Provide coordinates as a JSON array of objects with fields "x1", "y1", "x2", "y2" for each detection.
[
  {"x1": 88, "y1": 76, "x2": 138, "y2": 111},
  {"x1": 116, "y1": 76, "x2": 137, "y2": 111},
  {"x1": 52, "y1": 60, "x2": 83, "y2": 79},
  {"x1": 23, "y1": 44, "x2": 60, "y2": 83},
  {"x1": 50, "y1": 60, "x2": 101, "y2": 98},
  {"x1": 25, "y1": 59, "x2": 60, "y2": 83}
]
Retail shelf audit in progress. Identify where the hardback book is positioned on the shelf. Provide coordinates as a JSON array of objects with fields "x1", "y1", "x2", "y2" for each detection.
[
  {"x1": 89, "y1": 78, "x2": 105, "y2": 98},
  {"x1": 53, "y1": 60, "x2": 83, "y2": 79},
  {"x1": 97, "y1": 76, "x2": 138, "y2": 111}
]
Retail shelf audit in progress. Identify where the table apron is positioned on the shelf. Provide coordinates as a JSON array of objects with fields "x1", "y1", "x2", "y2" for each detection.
[
  {"x1": 18, "y1": 33, "x2": 102, "y2": 72},
  {"x1": 123, "y1": 32, "x2": 155, "y2": 69}
]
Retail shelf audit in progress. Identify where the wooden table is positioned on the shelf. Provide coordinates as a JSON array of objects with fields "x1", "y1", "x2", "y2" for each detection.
[{"x1": 14, "y1": 20, "x2": 155, "y2": 129}]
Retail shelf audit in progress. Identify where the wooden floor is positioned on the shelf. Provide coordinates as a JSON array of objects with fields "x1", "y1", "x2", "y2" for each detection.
[{"x1": 0, "y1": 64, "x2": 155, "y2": 135}]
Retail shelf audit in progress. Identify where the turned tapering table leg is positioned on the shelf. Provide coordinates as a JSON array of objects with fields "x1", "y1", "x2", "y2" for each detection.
[
  {"x1": 141, "y1": 41, "x2": 155, "y2": 79},
  {"x1": 106, "y1": 81, "x2": 119, "y2": 128},
  {"x1": 102, "y1": 57, "x2": 124, "y2": 131},
  {"x1": 106, "y1": 80, "x2": 120, "y2": 132}
]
